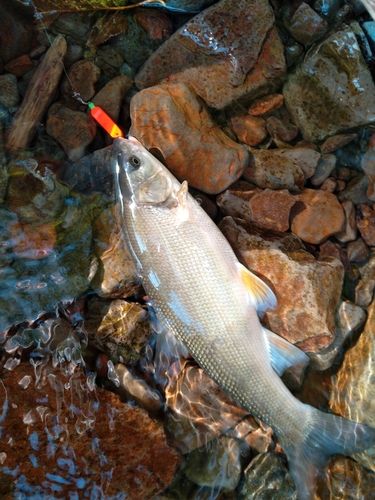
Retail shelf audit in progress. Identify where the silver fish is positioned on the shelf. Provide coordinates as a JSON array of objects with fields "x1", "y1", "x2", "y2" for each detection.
[{"x1": 112, "y1": 136, "x2": 375, "y2": 500}]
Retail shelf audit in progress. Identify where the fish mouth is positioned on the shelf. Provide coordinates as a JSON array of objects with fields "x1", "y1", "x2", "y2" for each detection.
[{"x1": 113, "y1": 135, "x2": 143, "y2": 156}]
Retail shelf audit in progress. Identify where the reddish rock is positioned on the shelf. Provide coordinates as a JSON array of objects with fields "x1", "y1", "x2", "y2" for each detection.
[
  {"x1": 335, "y1": 167, "x2": 353, "y2": 181},
  {"x1": 0, "y1": 362, "x2": 181, "y2": 498},
  {"x1": 320, "y1": 177, "x2": 337, "y2": 192},
  {"x1": 290, "y1": 189, "x2": 345, "y2": 244},
  {"x1": 46, "y1": 103, "x2": 97, "y2": 161},
  {"x1": 335, "y1": 200, "x2": 357, "y2": 243},
  {"x1": 129, "y1": 83, "x2": 248, "y2": 195},
  {"x1": 286, "y1": 2, "x2": 328, "y2": 46},
  {"x1": 355, "y1": 279, "x2": 375, "y2": 307},
  {"x1": 61, "y1": 60, "x2": 101, "y2": 107},
  {"x1": 311, "y1": 154, "x2": 336, "y2": 186},
  {"x1": 266, "y1": 115, "x2": 299, "y2": 143},
  {"x1": 9, "y1": 220, "x2": 57, "y2": 259},
  {"x1": 219, "y1": 217, "x2": 344, "y2": 352},
  {"x1": 243, "y1": 149, "x2": 304, "y2": 191},
  {"x1": 231, "y1": 115, "x2": 267, "y2": 146},
  {"x1": 0, "y1": 2, "x2": 37, "y2": 64},
  {"x1": 216, "y1": 180, "x2": 262, "y2": 222},
  {"x1": 319, "y1": 240, "x2": 349, "y2": 270},
  {"x1": 3, "y1": 54, "x2": 34, "y2": 77},
  {"x1": 321, "y1": 133, "x2": 357, "y2": 153},
  {"x1": 135, "y1": 8, "x2": 173, "y2": 42},
  {"x1": 248, "y1": 94, "x2": 284, "y2": 116},
  {"x1": 249, "y1": 189, "x2": 295, "y2": 232},
  {"x1": 338, "y1": 175, "x2": 373, "y2": 205},
  {"x1": 273, "y1": 147, "x2": 321, "y2": 179},
  {"x1": 91, "y1": 75, "x2": 133, "y2": 123},
  {"x1": 356, "y1": 204, "x2": 375, "y2": 246},
  {"x1": 347, "y1": 238, "x2": 369, "y2": 263},
  {"x1": 336, "y1": 180, "x2": 346, "y2": 191},
  {"x1": 135, "y1": 0, "x2": 286, "y2": 109}
]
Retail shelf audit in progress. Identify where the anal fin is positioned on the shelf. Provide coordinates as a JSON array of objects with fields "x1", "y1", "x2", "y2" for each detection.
[{"x1": 263, "y1": 327, "x2": 310, "y2": 376}]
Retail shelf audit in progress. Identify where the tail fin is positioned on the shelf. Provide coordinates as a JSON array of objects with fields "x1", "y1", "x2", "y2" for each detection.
[{"x1": 279, "y1": 406, "x2": 375, "y2": 500}]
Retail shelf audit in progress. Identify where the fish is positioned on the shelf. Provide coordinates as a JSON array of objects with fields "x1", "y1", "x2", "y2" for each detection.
[{"x1": 112, "y1": 136, "x2": 375, "y2": 500}]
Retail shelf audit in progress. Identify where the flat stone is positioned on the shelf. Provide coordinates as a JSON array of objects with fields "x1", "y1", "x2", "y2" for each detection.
[
  {"x1": 248, "y1": 93, "x2": 284, "y2": 116},
  {"x1": 249, "y1": 189, "x2": 295, "y2": 232},
  {"x1": 310, "y1": 154, "x2": 336, "y2": 186},
  {"x1": 273, "y1": 147, "x2": 321, "y2": 179},
  {"x1": 216, "y1": 180, "x2": 262, "y2": 222},
  {"x1": 321, "y1": 133, "x2": 357, "y2": 153},
  {"x1": 357, "y1": 204, "x2": 375, "y2": 246},
  {"x1": 266, "y1": 116, "x2": 299, "y2": 143},
  {"x1": 286, "y1": 2, "x2": 328, "y2": 46},
  {"x1": 338, "y1": 175, "x2": 373, "y2": 205},
  {"x1": 231, "y1": 115, "x2": 267, "y2": 146},
  {"x1": 3, "y1": 54, "x2": 34, "y2": 77},
  {"x1": 219, "y1": 217, "x2": 344, "y2": 352},
  {"x1": 135, "y1": 0, "x2": 286, "y2": 109},
  {"x1": 243, "y1": 149, "x2": 304, "y2": 191},
  {"x1": 92, "y1": 75, "x2": 133, "y2": 123},
  {"x1": 129, "y1": 83, "x2": 248, "y2": 194},
  {"x1": 347, "y1": 238, "x2": 369, "y2": 263},
  {"x1": 290, "y1": 189, "x2": 345, "y2": 244},
  {"x1": 335, "y1": 200, "x2": 357, "y2": 243},
  {"x1": 61, "y1": 60, "x2": 101, "y2": 106},
  {"x1": 283, "y1": 26, "x2": 375, "y2": 142}
]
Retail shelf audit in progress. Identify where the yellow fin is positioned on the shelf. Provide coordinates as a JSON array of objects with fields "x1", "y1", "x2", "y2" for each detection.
[
  {"x1": 176, "y1": 180, "x2": 188, "y2": 206},
  {"x1": 238, "y1": 263, "x2": 277, "y2": 313}
]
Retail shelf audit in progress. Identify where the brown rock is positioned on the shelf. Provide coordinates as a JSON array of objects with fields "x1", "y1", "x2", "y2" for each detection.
[
  {"x1": 319, "y1": 240, "x2": 348, "y2": 270},
  {"x1": 338, "y1": 175, "x2": 373, "y2": 205},
  {"x1": 135, "y1": 0, "x2": 286, "y2": 109},
  {"x1": 355, "y1": 279, "x2": 375, "y2": 307},
  {"x1": 357, "y1": 204, "x2": 375, "y2": 246},
  {"x1": 248, "y1": 93, "x2": 284, "y2": 116},
  {"x1": 135, "y1": 8, "x2": 173, "y2": 42},
  {"x1": 3, "y1": 54, "x2": 34, "y2": 77},
  {"x1": 243, "y1": 149, "x2": 304, "y2": 191},
  {"x1": 216, "y1": 180, "x2": 262, "y2": 222},
  {"x1": 61, "y1": 60, "x2": 101, "y2": 106},
  {"x1": 231, "y1": 115, "x2": 267, "y2": 146},
  {"x1": 273, "y1": 147, "x2": 321, "y2": 179},
  {"x1": 286, "y1": 2, "x2": 328, "y2": 46},
  {"x1": 0, "y1": 362, "x2": 181, "y2": 498},
  {"x1": 290, "y1": 189, "x2": 345, "y2": 244},
  {"x1": 129, "y1": 83, "x2": 248, "y2": 195},
  {"x1": 361, "y1": 145, "x2": 375, "y2": 201},
  {"x1": 0, "y1": 2, "x2": 37, "y2": 64},
  {"x1": 310, "y1": 154, "x2": 336, "y2": 186},
  {"x1": 266, "y1": 115, "x2": 299, "y2": 143},
  {"x1": 9, "y1": 220, "x2": 56, "y2": 260},
  {"x1": 249, "y1": 189, "x2": 295, "y2": 232},
  {"x1": 335, "y1": 200, "x2": 357, "y2": 243},
  {"x1": 320, "y1": 177, "x2": 337, "y2": 192},
  {"x1": 219, "y1": 217, "x2": 344, "y2": 352},
  {"x1": 92, "y1": 75, "x2": 133, "y2": 123},
  {"x1": 347, "y1": 238, "x2": 369, "y2": 263},
  {"x1": 321, "y1": 133, "x2": 357, "y2": 154}
]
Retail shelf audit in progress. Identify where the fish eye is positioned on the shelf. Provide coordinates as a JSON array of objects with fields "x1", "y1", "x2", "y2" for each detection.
[{"x1": 129, "y1": 155, "x2": 141, "y2": 169}]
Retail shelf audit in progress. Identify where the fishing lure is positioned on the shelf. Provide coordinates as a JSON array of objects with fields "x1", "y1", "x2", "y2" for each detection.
[{"x1": 87, "y1": 102, "x2": 124, "y2": 138}]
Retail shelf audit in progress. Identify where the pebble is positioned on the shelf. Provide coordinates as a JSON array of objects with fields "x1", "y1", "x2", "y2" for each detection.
[
  {"x1": 355, "y1": 279, "x2": 375, "y2": 307},
  {"x1": 46, "y1": 103, "x2": 97, "y2": 161},
  {"x1": 248, "y1": 93, "x2": 284, "y2": 116},
  {"x1": 3, "y1": 54, "x2": 34, "y2": 77},
  {"x1": 60, "y1": 59, "x2": 101, "y2": 106},
  {"x1": 321, "y1": 133, "x2": 357, "y2": 153},
  {"x1": 338, "y1": 175, "x2": 373, "y2": 205},
  {"x1": 335, "y1": 200, "x2": 357, "y2": 243},
  {"x1": 96, "y1": 45, "x2": 125, "y2": 68},
  {"x1": 273, "y1": 147, "x2": 321, "y2": 179},
  {"x1": 335, "y1": 179, "x2": 346, "y2": 191},
  {"x1": 216, "y1": 181, "x2": 262, "y2": 222},
  {"x1": 347, "y1": 237, "x2": 369, "y2": 263},
  {"x1": 92, "y1": 75, "x2": 133, "y2": 123},
  {"x1": 249, "y1": 189, "x2": 295, "y2": 232},
  {"x1": 9, "y1": 220, "x2": 57, "y2": 260},
  {"x1": 129, "y1": 83, "x2": 248, "y2": 195},
  {"x1": 319, "y1": 240, "x2": 348, "y2": 269},
  {"x1": 320, "y1": 177, "x2": 337, "y2": 192},
  {"x1": 135, "y1": 0, "x2": 286, "y2": 109},
  {"x1": 283, "y1": 26, "x2": 375, "y2": 142},
  {"x1": 243, "y1": 149, "x2": 304, "y2": 191},
  {"x1": 360, "y1": 144, "x2": 375, "y2": 201},
  {"x1": 286, "y1": 2, "x2": 328, "y2": 46},
  {"x1": 290, "y1": 189, "x2": 345, "y2": 244},
  {"x1": 356, "y1": 204, "x2": 375, "y2": 246},
  {"x1": 310, "y1": 153, "x2": 336, "y2": 186},
  {"x1": 29, "y1": 44, "x2": 46, "y2": 59},
  {"x1": 266, "y1": 115, "x2": 299, "y2": 143},
  {"x1": 0, "y1": 74, "x2": 19, "y2": 108},
  {"x1": 231, "y1": 115, "x2": 267, "y2": 146},
  {"x1": 219, "y1": 217, "x2": 344, "y2": 352}
]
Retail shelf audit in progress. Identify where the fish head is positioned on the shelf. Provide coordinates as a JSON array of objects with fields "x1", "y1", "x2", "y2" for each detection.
[{"x1": 112, "y1": 136, "x2": 174, "y2": 207}]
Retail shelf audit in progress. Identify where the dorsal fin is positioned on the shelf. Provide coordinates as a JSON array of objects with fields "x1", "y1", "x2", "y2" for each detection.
[{"x1": 238, "y1": 263, "x2": 277, "y2": 314}]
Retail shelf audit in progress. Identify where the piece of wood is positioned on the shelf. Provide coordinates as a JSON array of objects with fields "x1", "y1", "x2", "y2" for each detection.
[{"x1": 5, "y1": 35, "x2": 67, "y2": 151}]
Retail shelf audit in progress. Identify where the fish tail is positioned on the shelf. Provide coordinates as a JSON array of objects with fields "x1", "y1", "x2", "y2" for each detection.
[{"x1": 279, "y1": 406, "x2": 375, "y2": 500}]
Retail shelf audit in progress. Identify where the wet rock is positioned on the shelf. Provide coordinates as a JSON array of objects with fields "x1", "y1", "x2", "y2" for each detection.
[
  {"x1": 243, "y1": 149, "x2": 304, "y2": 191},
  {"x1": 335, "y1": 200, "x2": 357, "y2": 243},
  {"x1": 216, "y1": 181, "x2": 262, "y2": 223},
  {"x1": 91, "y1": 204, "x2": 140, "y2": 298},
  {"x1": 284, "y1": 39, "x2": 305, "y2": 68},
  {"x1": 273, "y1": 147, "x2": 321, "y2": 180},
  {"x1": 9, "y1": 221, "x2": 57, "y2": 260},
  {"x1": 248, "y1": 94, "x2": 284, "y2": 116},
  {"x1": 356, "y1": 204, "x2": 375, "y2": 246},
  {"x1": 231, "y1": 115, "x2": 267, "y2": 147},
  {"x1": 338, "y1": 175, "x2": 373, "y2": 205},
  {"x1": 321, "y1": 133, "x2": 357, "y2": 154},
  {"x1": 129, "y1": 83, "x2": 248, "y2": 195},
  {"x1": 60, "y1": 60, "x2": 101, "y2": 106},
  {"x1": 91, "y1": 74, "x2": 132, "y2": 124},
  {"x1": 238, "y1": 452, "x2": 296, "y2": 500},
  {"x1": 4, "y1": 54, "x2": 34, "y2": 77},
  {"x1": 85, "y1": 297, "x2": 149, "y2": 365},
  {"x1": 249, "y1": 189, "x2": 295, "y2": 232},
  {"x1": 290, "y1": 189, "x2": 345, "y2": 244},
  {"x1": 46, "y1": 103, "x2": 97, "y2": 161},
  {"x1": 283, "y1": 26, "x2": 375, "y2": 142},
  {"x1": 135, "y1": 0, "x2": 286, "y2": 109},
  {"x1": 330, "y1": 299, "x2": 375, "y2": 471},
  {"x1": 0, "y1": 2, "x2": 37, "y2": 64},
  {"x1": 135, "y1": 8, "x2": 173, "y2": 43},
  {"x1": 361, "y1": 144, "x2": 375, "y2": 201},
  {"x1": 0, "y1": 74, "x2": 19, "y2": 108},
  {"x1": 219, "y1": 217, "x2": 344, "y2": 352},
  {"x1": 285, "y1": 2, "x2": 328, "y2": 46},
  {"x1": 308, "y1": 300, "x2": 366, "y2": 370},
  {"x1": 355, "y1": 279, "x2": 375, "y2": 307},
  {"x1": 311, "y1": 154, "x2": 337, "y2": 186},
  {"x1": 96, "y1": 45, "x2": 124, "y2": 68},
  {"x1": 319, "y1": 240, "x2": 348, "y2": 270},
  {"x1": 0, "y1": 361, "x2": 181, "y2": 498},
  {"x1": 320, "y1": 177, "x2": 337, "y2": 192},
  {"x1": 266, "y1": 116, "x2": 299, "y2": 143},
  {"x1": 347, "y1": 237, "x2": 369, "y2": 263}
]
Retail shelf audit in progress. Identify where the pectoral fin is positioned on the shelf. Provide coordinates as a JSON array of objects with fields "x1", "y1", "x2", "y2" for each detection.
[
  {"x1": 263, "y1": 327, "x2": 309, "y2": 376},
  {"x1": 238, "y1": 263, "x2": 277, "y2": 314},
  {"x1": 176, "y1": 180, "x2": 189, "y2": 206}
]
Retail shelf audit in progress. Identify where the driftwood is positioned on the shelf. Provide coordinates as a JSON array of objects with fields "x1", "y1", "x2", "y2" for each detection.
[{"x1": 5, "y1": 35, "x2": 67, "y2": 152}]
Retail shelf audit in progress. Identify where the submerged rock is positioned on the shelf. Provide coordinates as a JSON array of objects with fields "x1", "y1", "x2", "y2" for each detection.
[
  {"x1": 135, "y1": 0, "x2": 286, "y2": 109},
  {"x1": 283, "y1": 26, "x2": 375, "y2": 142},
  {"x1": 219, "y1": 217, "x2": 344, "y2": 352},
  {"x1": 129, "y1": 83, "x2": 248, "y2": 194}
]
